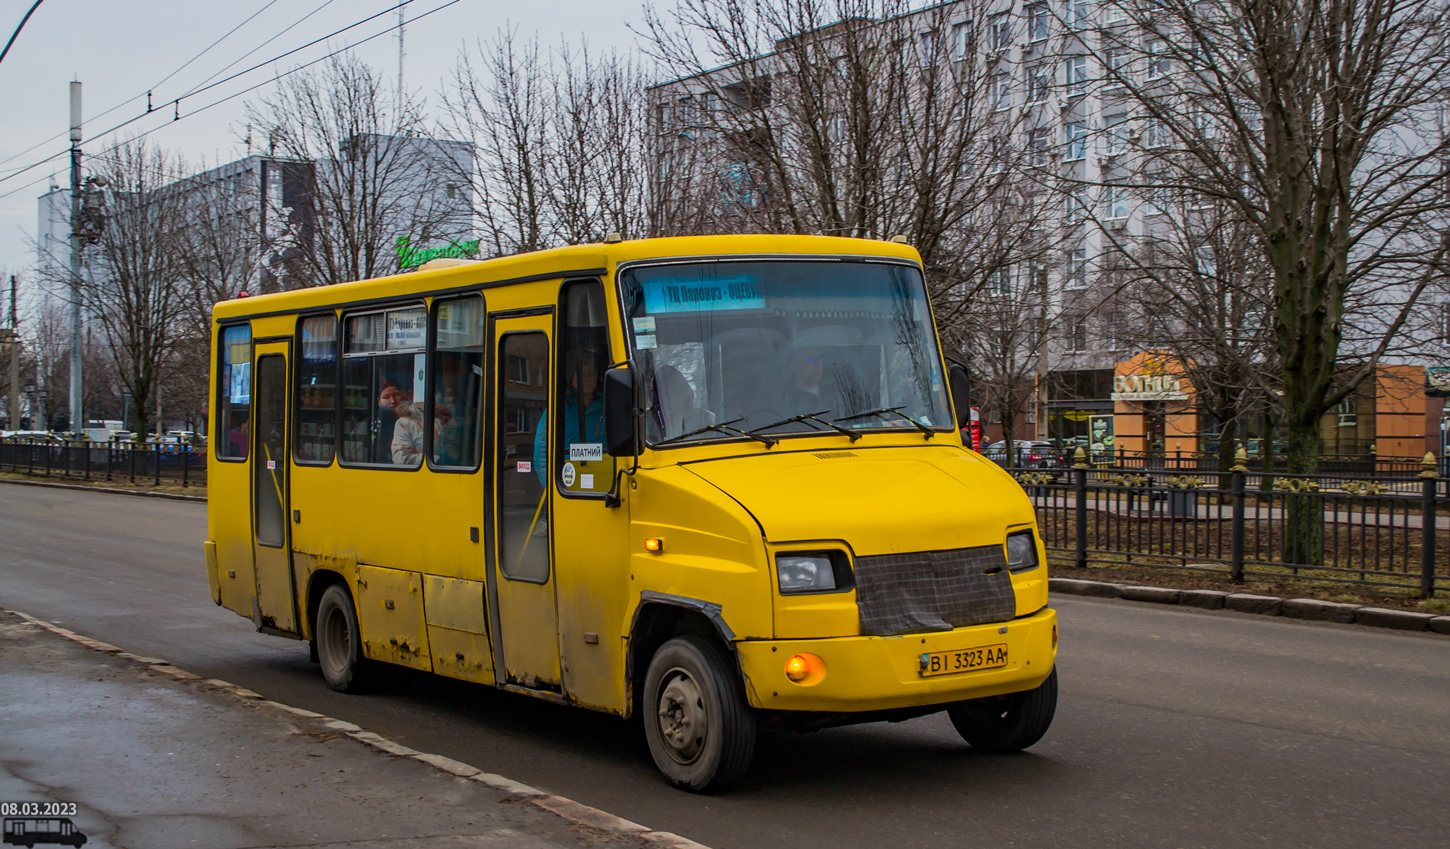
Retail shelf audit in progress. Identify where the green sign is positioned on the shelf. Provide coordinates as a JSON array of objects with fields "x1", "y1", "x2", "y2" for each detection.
[{"x1": 395, "y1": 236, "x2": 481, "y2": 269}]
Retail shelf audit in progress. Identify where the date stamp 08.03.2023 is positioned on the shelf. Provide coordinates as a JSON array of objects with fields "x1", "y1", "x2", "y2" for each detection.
[{"x1": 2, "y1": 801, "x2": 88, "y2": 847}]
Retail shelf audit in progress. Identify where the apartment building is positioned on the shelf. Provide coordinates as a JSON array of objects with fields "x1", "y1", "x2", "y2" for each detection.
[{"x1": 646, "y1": 0, "x2": 1450, "y2": 459}]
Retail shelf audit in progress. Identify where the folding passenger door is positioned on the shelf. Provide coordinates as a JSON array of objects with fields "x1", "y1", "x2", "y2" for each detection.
[
  {"x1": 250, "y1": 339, "x2": 298, "y2": 634},
  {"x1": 486, "y1": 313, "x2": 562, "y2": 692}
]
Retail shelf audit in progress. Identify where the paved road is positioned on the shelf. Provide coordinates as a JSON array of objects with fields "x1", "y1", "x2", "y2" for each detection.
[{"x1": 3, "y1": 484, "x2": 1449, "y2": 848}]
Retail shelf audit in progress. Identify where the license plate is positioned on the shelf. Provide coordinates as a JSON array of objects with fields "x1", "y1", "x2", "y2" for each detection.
[{"x1": 919, "y1": 643, "x2": 1008, "y2": 677}]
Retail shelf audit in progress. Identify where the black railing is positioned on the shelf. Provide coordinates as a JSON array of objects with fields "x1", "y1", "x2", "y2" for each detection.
[
  {"x1": 1010, "y1": 456, "x2": 1446, "y2": 597},
  {"x1": 0, "y1": 438, "x2": 207, "y2": 488}
]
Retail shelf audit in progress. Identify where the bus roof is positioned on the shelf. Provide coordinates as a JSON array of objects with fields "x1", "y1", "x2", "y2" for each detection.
[{"x1": 211, "y1": 234, "x2": 921, "y2": 323}]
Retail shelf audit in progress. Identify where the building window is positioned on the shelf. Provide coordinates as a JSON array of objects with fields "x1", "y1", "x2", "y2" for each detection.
[
  {"x1": 1066, "y1": 247, "x2": 1088, "y2": 289},
  {"x1": 1027, "y1": 64, "x2": 1050, "y2": 103},
  {"x1": 1066, "y1": 187, "x2": 1089, "y2": 223},
  {"x1": 1105, "y1": 182, "x2": 1131, "y2": 220},
  {"x1": 1068, "y1": 0, "x2": 1091, "y2": 30},
  {"x1": 992, "y1": 72, "x2": 1011, "y2": 111},
  {"x1": 1065, "y1": 122, "x2": 1087, "y2": 161},
  {"x1": 989, "y1": 266, "x2": 1012, "y2": 295},
  {"x1": 1146, "y1": 39, "x2": 1169, "y2": 80},
  {"x1": 1442, "y1": 303, "x2": 1450, "y2": 344},
  {"x1": 1067, "y1": 320, "x2": 1089, "y2": 353},
  {"x1": 1105, "y1": 1, "x2": 1128, "y2": 25},
  {"x1": 1145, "y1": 118, "x2": 1172, "y2": 149},
  {"x1": 1067, "y1": 55, "x2": 1088, "y2": 96},
  {"x1": 1106, "y1": 49, "x2": 1130, "y2": 89},
  {"x1": 990, "y1": 13, "x2": 1011, "y2": 52},
  {"x1": 919, "y1": 31, "x2": 937, "y2": 63},
  {"x1": 953, "y1": 22, "x2": 971, "y2": 59},
  {"x1": 1104, "y1": 113, "x2": 1130, "y2": 157},
  {"x1": 1029, "y1": 129, "x2": 1050, "y2": 166},
  {"x1": 1027, "y1": 4, "x2": 1049, "y2": 43}
]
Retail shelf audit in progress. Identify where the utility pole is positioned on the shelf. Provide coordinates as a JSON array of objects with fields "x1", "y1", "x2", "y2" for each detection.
[
  {"x1": 68, "y1": 80, "x2": 83, "y2": 434},
  {"x1": 396, "y1": 5, "x2": 405, "y2": 118},
  {"x1": 6, "y1": 275, "x2": 18, "y2": 431}
]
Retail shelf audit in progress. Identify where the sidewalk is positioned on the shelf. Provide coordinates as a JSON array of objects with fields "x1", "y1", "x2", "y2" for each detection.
[{"x1": 0, "y1": 611, "x2": 675, "y2": 849}]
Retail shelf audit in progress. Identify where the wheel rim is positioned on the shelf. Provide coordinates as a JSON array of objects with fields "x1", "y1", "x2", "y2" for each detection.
[
  {"x1": 320, "y1": 601, "x2": 350, "y2": 679},
  {"x1": 656, "y1": 667, "x2": 708, "y2": 765}
]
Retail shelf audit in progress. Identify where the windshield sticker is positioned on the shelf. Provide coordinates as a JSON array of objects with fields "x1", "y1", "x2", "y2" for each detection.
[
  {"x1": 581, "y1": 474, "x2": 595, "y2": 490},
  {"x1": 632, "y1": 316, "x2": 657, "y2": 333},
  {"x1": 635, "y1": 334, "x2": 657, "y2": 350},
  {"x1": 641, "y1": 275, "x2": 764, "y2": 314},
  {"x1": 561, "y1": 462, "x2": 576, "y2": 487},
  {"x1": 569, "y1": 443, "x2": 604, "y2": 462}
]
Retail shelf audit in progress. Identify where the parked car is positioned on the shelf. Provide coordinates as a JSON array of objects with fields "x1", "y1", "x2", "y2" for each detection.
[{"x1": 982, "y1": 440, "x2": 1062, "y2": 468}]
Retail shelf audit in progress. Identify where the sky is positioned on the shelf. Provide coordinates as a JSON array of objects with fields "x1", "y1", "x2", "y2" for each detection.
[{"x1": 0, "y1": 0, "x2": 645, "y2": 308}]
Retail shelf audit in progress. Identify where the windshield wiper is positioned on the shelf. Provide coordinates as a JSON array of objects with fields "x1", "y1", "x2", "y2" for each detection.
[
  {"x1": 833, "y1": 405, "x2": 935, "y2": 437},
  {"x1": 655, "y1": 416, "x2": 778, "y2": 448},
  {"x1": 746, "y1": 410, "x2": 861, "y2": 442}
]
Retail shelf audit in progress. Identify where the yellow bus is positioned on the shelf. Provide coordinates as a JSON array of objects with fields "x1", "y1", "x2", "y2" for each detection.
[{"x1": 205, "y1": 234, "x2": 1057, "y2": 791}]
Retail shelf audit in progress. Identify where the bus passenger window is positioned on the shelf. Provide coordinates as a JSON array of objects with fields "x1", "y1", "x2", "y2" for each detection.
[
  {"x1": 555, "y1": 281, "x2": 616, "y2": 495},
  {"x1": 431, "y1": 296, "x2": 484, "y2": 468},
  {"x1": 340, "y1": 307, "x2": 427, "y2": 467},
  {"x1": 217, "y1": 325, "x2": 251, "y2": 461},
  {"x1": 296, "y1": 314, "x2": 337, "y2": 464}
]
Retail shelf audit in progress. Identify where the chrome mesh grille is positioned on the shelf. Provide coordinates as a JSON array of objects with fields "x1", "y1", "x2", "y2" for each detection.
[{"x1": 854, "y1": 545, "x2": 1015, "y2": 636}]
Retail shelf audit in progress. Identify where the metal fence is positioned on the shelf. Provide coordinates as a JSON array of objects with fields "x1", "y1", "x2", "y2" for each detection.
[
  {"x1": 1008, "y1": 454, "x2": 1446, "y2": 597},
  {"x1": 0, "y1": 439, "x2": 207, "y2": 488}
]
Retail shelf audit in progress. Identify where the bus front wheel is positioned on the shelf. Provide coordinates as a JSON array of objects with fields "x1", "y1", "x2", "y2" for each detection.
[
  {"x1": 947, "y1": 667, "x2": 1058, "y2": 753},
  {"x1": 642, "y1": 635, "x2": 756, "y2": 792},
  {"x1": 316, "y1": 583, "x2": 372, "y2": 693}
]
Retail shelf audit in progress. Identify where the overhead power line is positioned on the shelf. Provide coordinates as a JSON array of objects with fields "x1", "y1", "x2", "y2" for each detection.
[
  {"x1": 0, "y1": 0, "x2": 402, "y2": 176},
  {"x1": 0, "y1": 0, "x2": 458, "y2": 205}
]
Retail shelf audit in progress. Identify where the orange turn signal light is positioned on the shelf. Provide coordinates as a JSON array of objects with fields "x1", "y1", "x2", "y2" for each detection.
[
  {"x1": 785, "y1": 654, "x2": 810, "y2": 681},
  {"x1": 644, "y1": 538, "x2": 663, "y2": 553}
]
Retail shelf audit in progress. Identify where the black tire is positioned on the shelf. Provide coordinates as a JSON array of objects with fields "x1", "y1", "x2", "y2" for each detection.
[
  {"x1": 642, "y1": 635, "x2": 756, "y2": 792},
  {"x1": 315, "y1": 583, "x2": 374, "y2": 693},
  {"x1": 947, "y1": 667, "x2": 1057, "y2": 753}
]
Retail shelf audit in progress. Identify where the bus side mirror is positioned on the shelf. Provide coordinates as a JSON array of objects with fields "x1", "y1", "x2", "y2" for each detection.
[
  {"x1": 948, "y1": 363, "x2": 972, "y2": 429},
  {"x1": 603, "y1": 367, "x2": 637, "y2": 457}
]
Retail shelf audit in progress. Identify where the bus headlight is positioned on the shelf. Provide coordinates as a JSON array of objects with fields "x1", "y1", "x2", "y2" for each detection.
[
  {"x1": 775, "y1": 551, "x2": 853, "y2": 594},
  {"x1": 1006, "y1": 532, "x2": 1039, "y2": 573}
]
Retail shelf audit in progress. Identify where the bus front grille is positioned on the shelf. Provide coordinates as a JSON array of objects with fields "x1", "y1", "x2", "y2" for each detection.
[{"x1": 854, "y1": 545, "x2": 1015, "y2": 636}]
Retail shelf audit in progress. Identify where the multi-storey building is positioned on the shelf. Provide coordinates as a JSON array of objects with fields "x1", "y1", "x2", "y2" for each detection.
[{"x1": 646, "y1": 0, "x2": 1449, "y2": 461}]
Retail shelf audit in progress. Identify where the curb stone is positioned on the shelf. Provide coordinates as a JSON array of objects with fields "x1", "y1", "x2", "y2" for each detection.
[
  {"x1": 1121, "y1": 586, "x2": 1179, "y2": 604},
  {"x1": 2, "y1": 608, "x2": 711, "y2": 849},
  {"x1": 0, "y1": 475, "x2": 206, "y2": 502},
  {"x1": 1352, "y1": 607, "x2": 1435, "y2": 632},
  {"x1": 1281, "y1": 598, "x2": 1360, "y2": 624},
  {"x1": 1048, "y1": 577, "x2": 1444, "y2": 636}
]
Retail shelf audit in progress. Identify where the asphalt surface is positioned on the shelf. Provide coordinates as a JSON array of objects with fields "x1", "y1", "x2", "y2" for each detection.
[{"x1": 2, "y1": 483, "x2": 1449, "y2": 848}]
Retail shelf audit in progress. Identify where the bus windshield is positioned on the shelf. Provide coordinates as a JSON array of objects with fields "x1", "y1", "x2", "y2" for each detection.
[{"x1": 620, "y1": 260, "x2": 952, "y2": 446}]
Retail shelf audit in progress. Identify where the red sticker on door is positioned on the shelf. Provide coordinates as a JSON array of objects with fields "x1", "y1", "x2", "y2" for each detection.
[
  {"x1": 266, "y1": 460, "x2": 276, "y2": 470},
  {"x1": 516, "y1": 461, "x2": 532, "y2": 473}
]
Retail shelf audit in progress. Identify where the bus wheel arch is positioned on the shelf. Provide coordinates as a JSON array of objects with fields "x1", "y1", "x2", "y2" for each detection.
[
  {"x1": 305, "y1": 568, "x2": 349, "y2": 648},
  {"x1": 624, "y1": 595, "x2": 737, "y2": 721}
]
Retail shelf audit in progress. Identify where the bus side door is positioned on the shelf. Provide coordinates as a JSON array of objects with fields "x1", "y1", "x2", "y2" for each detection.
[
  {"x1": 486, "y1": 314, "x2": 562, "y2": 691},
  {"x1": 251, "y1": 340, "x2": 299, "y2": 634}
]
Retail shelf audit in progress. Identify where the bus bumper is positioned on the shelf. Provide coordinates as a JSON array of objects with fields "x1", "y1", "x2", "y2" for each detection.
[{"x1": 736, "y1": 607, "x2": 1057, "y2": 713}]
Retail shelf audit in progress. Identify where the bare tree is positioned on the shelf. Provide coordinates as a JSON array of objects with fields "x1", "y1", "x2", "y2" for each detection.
[
  {"x1": 83, "y1": 140, "x2": 190, "y2": 439},
  {"x1": 248, "y1": 55, "x2": 467, "y2": 286},
  {"x1": 1083, "y1": 0, "x2": 1450, "y2": 479},
  {"x1": 640, "y1": 0, "x2": 1069, "y2": 454},
  {"x1": 443, "y1": 33, "x2": 650, "y2": 254},
  {"x1": 1116, "y1": 194, "x2": 1277, "y2": 478}
]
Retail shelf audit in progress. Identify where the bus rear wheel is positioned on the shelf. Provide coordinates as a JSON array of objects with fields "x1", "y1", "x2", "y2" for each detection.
[
  {"x1": 315, "y1": 583, "x2": 372, "y2": 693},
  {"x1": 642, "y1": 635, "x2": 756, "y2": 792},
  {"x1": 947, "y1": 667, "x2": 1057, "y2": 753}
]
